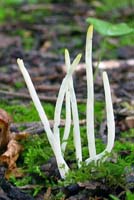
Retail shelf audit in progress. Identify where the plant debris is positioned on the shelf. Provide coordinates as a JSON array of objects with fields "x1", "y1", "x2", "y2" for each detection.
[{"x1": 0, "y1": 109, "x2": 29, "y2": 179}]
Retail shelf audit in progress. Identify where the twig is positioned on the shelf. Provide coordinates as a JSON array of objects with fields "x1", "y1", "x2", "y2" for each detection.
[
  {"x1": 10, "y1": 120, "x2": 86, "y2": 134},
  {"x1": 0, "y1": 90, "x2": 86, "y2": 104},
  {"x1": 62, "y1": 59, "x2": 134, "y2": 72},
  {"x1": 35, "y1": 85, "x2": 60, "y2": 92},
  {"x1": 18, "y1": 184, "x2": 42, "y2": 190}
]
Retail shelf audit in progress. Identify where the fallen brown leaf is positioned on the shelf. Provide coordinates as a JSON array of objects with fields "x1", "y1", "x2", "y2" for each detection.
[
  {"x1": 0, "y1": 109, "x2": 29, "y2": 179},
  {"x1": 0, "y1": 139, "x2": 22, "y2": 169}
]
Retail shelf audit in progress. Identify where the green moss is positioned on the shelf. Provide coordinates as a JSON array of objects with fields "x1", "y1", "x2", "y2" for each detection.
[
  {"x1": 21, "y1": 134, "x2": 53, "y2": 172},
  {"x1": 78, "y1": 101, "x2": 105, "y2": 122},
  {"x1": 10, "y1": 133, "x2": 53, "y2": 195},
  {"x1": 0, "y1": 100, "x2": 55, "y2": 122},
  {"x1": 121, "y1": 129, "x2": 134, "y2": 139},
  {"x1": 0, "y1": 99, "x2": 105, "y2": 124},
  {"x1": 5, "y1": 98, "x2": 133, "y2": 197},
  {"x1": 0, "y1": 7, "x2": 16, "y2": 23},
  {"x1": 14, "y1": 81, "x2": 25, "y2": 90}
]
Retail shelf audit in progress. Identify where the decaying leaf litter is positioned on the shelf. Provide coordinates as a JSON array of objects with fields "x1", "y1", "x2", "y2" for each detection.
[{"x1": 0, "y1": 1, "x2": 134, "y2": 200}]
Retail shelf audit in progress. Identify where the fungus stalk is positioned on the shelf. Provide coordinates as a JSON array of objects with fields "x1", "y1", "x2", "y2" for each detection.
[
  {"x1": 103, "y1": 71, "x2": 115, "y2": 153},
  {"x1": 67, "y1": 50, "x2": 82, "y2": 166},
  {"x1": 61, "y1": 88, "x2": 71, "y2": 154},
  {"x1": 62, "y1": 49, "x2": 82, "y2": 167},
  {"x1": 85, "y1": 71, "x2": 115, "y2": 164},
  {"x1": 17, "y1": 58, "x2": 69, "y2": 179},
  {"x1": 17, "y1": 24, "x2": 115, "y2": 178},
  {"x1": 85, "y1": 25, "x2": 96, "y2": 159},
  {"x1": 61, "y1": 50, "x2": 71, "y2": 154},
  {"x1": 53, "y1": 53, "x2": 81, "y2": 154}
]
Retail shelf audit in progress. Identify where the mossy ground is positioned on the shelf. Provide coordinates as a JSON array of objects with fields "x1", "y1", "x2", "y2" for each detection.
[{"x1": 0, "y1": 99, "x2": 134, "y2": 199}]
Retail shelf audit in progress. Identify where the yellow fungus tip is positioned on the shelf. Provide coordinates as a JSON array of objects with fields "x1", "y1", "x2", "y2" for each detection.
[
  {"x1": 78, "y1": 53, "x2": 82, "y2": 59},
  {"x1": 65, "y1": 48, "x2": 69, "y2": 55},
  {"x1": 87, "y1": 25, "x2": 93, "y2": 39}
]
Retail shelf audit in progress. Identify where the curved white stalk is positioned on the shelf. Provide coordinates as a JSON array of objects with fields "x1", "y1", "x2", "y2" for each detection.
[
  {"x1": 65, "y1": 49, "x2": 71, "y2": 73},
  {"x1": 17, "y1": 59, "x2": 54, "y2": 147},
  {"x1": 85, "y1": 151, "x2": 105, "y2": 164},
  {"x1": 17, "y1": 58, "x2": 69, "y2": 179},
  {"x1": 85, "y1": 71, "x2": 115, "y2": 164},
  {"x1": 53, "y1": 53, "x2": 81, "y2": 142},
  {"x1": 70, "y1": 81, "x2": 82, "y2": 167},
  {"x1": 61, "y1": 89, "x2": 71, "y2": 153},
  {"x1": 63, "y1": 49, "x2": 82, "y2": 166},
  {"x1": 53, "y1": 75, "x2": 70, "y2": 143},
  {"x1": 52, "y1": 136, "x2": 69, "y2": 178},
  {"x1": 61, "y1": 50, "x2": 71, "y2": 153},
  {"x1": 85, "y1": 25, "x2": 96, "y2": 159},
  {"x1": 103, "y1": 71, "x2": 115, "y2": 153},
  {"x1": 68, "y1": 53, "x2": 82, "y2": 75}
]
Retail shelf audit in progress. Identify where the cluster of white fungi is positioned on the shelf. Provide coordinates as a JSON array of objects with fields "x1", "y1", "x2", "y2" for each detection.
[{"x1": 17, "y1": 25, "x2": 115, "y2": 179}]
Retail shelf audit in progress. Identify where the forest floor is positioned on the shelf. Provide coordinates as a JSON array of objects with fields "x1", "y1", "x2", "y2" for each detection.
[{"x1": 0, "y1": 1, "x2": 134, "y2": 200}]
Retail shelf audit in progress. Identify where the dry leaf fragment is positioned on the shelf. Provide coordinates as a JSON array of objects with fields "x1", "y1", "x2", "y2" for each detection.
[
  {"x1": 0, "y1": 109, "x2": 29, "y2": 178},
  {"x1": 11, "y1": 131, "x2": 30, "y2": 141},
  {"x1": 5, "y1": 167, "x2": 24, "y2": 180},
  {"x1": 0, "y1": 139, "x2": 23, "y2": 169}
]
